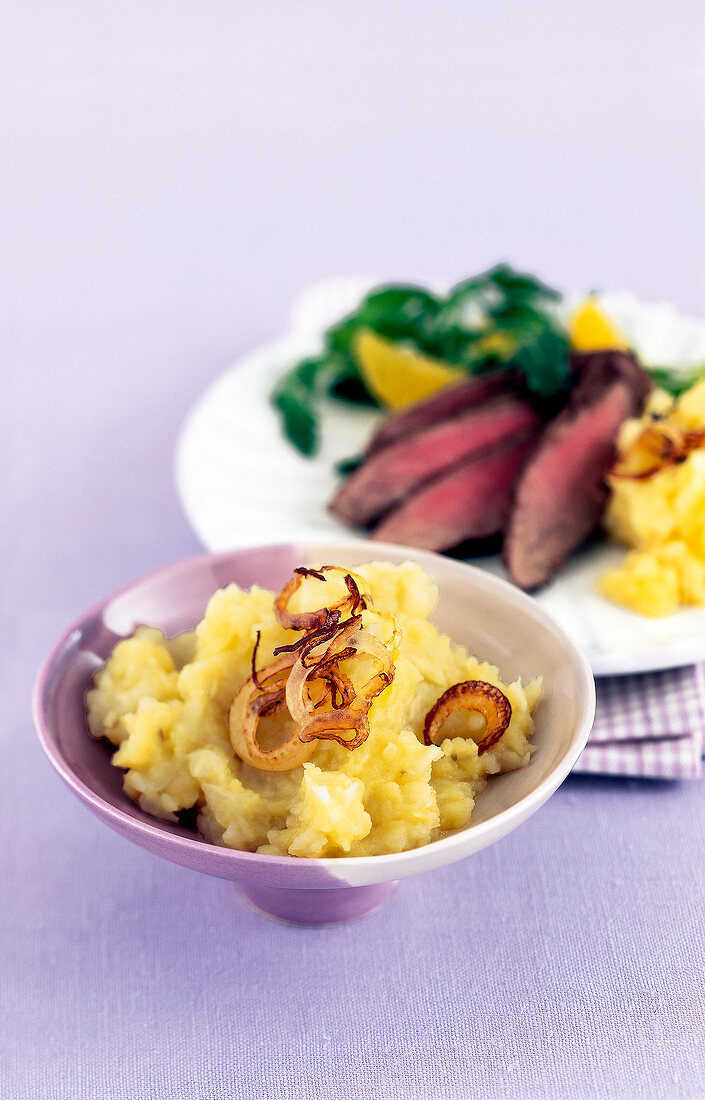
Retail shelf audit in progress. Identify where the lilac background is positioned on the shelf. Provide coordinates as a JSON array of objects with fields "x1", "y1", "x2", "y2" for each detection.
[{"x1": 4, "y1": 3, "x2": 705, "y2": 1097}]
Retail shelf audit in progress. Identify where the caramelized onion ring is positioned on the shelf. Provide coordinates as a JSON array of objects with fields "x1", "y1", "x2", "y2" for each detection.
[
  {"x1": 272, "y1": 608, "x2": 342, "y2": 661},
  {"x1": 231, "y1": 566, "x2": 397, "y2": 764},
  {"x1": 285, "y1": 623, "x2": 394, "y2": 729},
  {"x1": 344, "y1": 627, "x2": 396, "y2": 702},
  {"x1": 300, "y1": 613, "x2": 362, "y2": 669},
  {"x1": 370, "y1": 611, "x2": 402, "y2": 655},
  {"x1": 312, "y1": 660, "x2": 356, "y2": 710},
  {"x1": 611, "y1": 425, "x2": 682, "y2": 480},
  {"x1": 423, "y1": 680, "x2": 512, "y2": 755},
  {"x1": 249, "y1": 650, "x2": 297, "y2": 692},
  {"x1": 273, "y1": 567, "x2": 367, "y2": 632},
  {"x1": 683, "y1": 427, "x2": 705, "y2": 453},
  {"x1": 229, "y1": 672, "x2": 315, "y2": 772},
  {"x1": 297, "y1": 700, "x2": 371, "y2": 750},
  {"x1": 251, "y1": 635, "x2": 301, "y2": 690}
]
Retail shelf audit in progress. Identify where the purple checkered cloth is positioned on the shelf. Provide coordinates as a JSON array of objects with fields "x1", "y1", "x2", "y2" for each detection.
[{"x1": 574, "y1": 663, "x2": 705, "y2": 779}]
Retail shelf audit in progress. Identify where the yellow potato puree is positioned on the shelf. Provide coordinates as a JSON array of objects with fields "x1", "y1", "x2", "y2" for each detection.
[
  {"x1": 87, "y1": 561, "x2": 541, "y2": 858},
  {"x1": 599, "y1": 380, "x2": 705, "y2": 617}
]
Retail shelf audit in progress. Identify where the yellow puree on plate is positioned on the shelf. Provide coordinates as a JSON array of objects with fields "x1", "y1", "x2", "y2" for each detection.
[
  {"x1": 599, "y1": 379, "x2": 705, "y2": 616},
  {"x1": 87, "y1": 561, "x2": 541, "y2": 858}
]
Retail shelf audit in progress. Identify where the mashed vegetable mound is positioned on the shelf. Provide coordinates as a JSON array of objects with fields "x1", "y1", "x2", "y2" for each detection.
[
  {"x1": 599, "y1": 379, "x2": 705, "y2": 617},
  {"x1": 87, "y1": 561, "x2": 541, "y2": 858}
]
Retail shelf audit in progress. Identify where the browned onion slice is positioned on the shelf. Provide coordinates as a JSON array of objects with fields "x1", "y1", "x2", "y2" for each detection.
[
  {"x1": 423, "y1": 680, "x2": 512, "y2": 755},
  {"x1": 297, "y1": 699, "x2": 371, "y2": 750},
  {"x1": 370, "y1": 611, "x2": 402, "y2": 654},
  {"x1": 683, "y1": 427, "x2": 705, "y2": 454},
  {"x1": 231, "y1": 566, "x2": 398, "y2": 765},
  {"x1": 285, "y1": 623, "x2": 395, "y2": 730},
  {"x1": 229, "y1": 673, "x2": 315, "y2": 772},
  {"x1": 610, "y1": 424, "x2": 681, "y2": 480},
  {"x1": 273, "y1": 566, "x2": 367, "y2": 632},
  {"x1": 347, "y1": 627, "x2": 396, "y2": 699},
  {"x1": 272, "y1": 608, "x2": 341, "y2": 662},
  {"x1": 250, "y1": 633, "x2": 301, "y2": 690},
  {"x1": 299, "y1": 613, "x2": 362, "y2": 669},
  {"x1": 249, "y1": 649, "x2": 297, "y2": 692},
  {"x1": 312, "y1": 663, "x2": 356, "y2": 710}
]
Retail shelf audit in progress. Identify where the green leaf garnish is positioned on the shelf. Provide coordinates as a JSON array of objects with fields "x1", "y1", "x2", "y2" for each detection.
[
  {"x1": 271, "y1": 264, "x2": 570, "y2": 454},
  {"x1": 271, "y1": 358, "x2": 325, "y2": 456},
  {"x1": 645, "y1": 362, "x2": 705, "y2": 398}
]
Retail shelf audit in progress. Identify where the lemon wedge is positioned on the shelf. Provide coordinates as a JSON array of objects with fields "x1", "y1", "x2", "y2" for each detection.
[
  {"x1": 569, "y1": 296, "x2": 629, "y2": 352},
  {"x1": 353, "y1": 329, "x2": 460, "y2": 409}
]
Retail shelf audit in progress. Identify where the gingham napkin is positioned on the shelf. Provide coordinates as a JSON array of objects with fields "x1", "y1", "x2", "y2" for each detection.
[{"x1": 574, "y1": 664, "x2": 705, "y2": 779}]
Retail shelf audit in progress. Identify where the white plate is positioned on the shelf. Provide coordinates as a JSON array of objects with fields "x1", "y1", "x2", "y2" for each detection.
[{"x1": 176, "y1": 282, "x2": 705, "y2": 677}]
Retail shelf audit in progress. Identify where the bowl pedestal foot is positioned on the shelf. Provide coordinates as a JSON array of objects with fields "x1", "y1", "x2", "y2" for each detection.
[{"x1": 239, "y1": 880, "x2": 397, "y2": 926}]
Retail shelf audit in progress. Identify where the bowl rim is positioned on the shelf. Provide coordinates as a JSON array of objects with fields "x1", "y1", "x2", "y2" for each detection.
[{"x1": 33, "y1": 539, "x2": 596, "y2": 874}]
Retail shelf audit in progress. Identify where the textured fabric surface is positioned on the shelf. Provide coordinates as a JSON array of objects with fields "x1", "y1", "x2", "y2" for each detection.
[
  {"x1": 5, "y1": 4, "x2": 705, "y2": 1098},
  {"x1": 575, "y1": 665, "x2": 705, "y2": 778}
]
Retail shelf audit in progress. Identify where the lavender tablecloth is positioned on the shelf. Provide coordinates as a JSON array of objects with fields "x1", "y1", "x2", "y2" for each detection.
[{"x1": 4, "y1": 4, "x2": 705, "y2": 1098}]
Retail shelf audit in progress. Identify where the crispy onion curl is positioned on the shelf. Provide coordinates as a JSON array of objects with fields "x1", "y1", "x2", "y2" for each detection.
[
  {"x1": 229, "y1": 567, "x2": 396, "y2": 769},
  {"x1": 423, "y1": 680, "x2": 512, "y2": 755},
  {"x1": 611, "y1": 423, "x2": 705, "y2": 480},
  {"x1": 273, "y1": 566, "x2": 368, "y2": 631},
  {"x1": 297, "y1": 700, "x2": 371, "y2": 751},
  {"x1": 229, "y1": 669, "x2": 316, "y2": 772},
  {"x1": 285, "y1": 621, "x2": 395, "y2": 740}
]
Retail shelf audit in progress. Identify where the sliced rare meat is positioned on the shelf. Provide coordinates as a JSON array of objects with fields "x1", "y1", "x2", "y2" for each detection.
[
  {"x1": 502, "y1": 358, "x2": 647, "y2": 590},
  {"x1": 371, "y1": 436, "x2": 538, "y2": 551},
  {"x1": 365, "y1": 370, "x2": 525, "y2": 455},
  {"x1": 329, "y1": 394, "x2": 542, "y2": 528},
  {"x1": 569, "y1": 349, "x2": 652, "y2": 408}
]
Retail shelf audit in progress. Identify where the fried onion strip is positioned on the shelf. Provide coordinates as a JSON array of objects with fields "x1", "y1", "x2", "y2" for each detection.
[
  {"x1": 610, "y1": 425, "x2": 680, "y2": 480},
  {"x1": 297, "y1": 700, "x2": 371, "y2": 750},
  {"x1": 683, "y1": 427, "x2": 705, "y2": 452},
  {"x1": 273, "y1": 566, "x2": 367, "y2": 632},
  {"x1": 611, "y1": 421, "x2": 705, "y2": 482},
  {"x1": 313, "y1": 667, "x2": 356, "y2": 711},
  {"x1": 285, "y1": 623, "x2": 394, "y2": 729},
  {"x1": 230, "y1": 566, "x2": 398, "y2": 767},
  {"x1": 272, "y1": 608, "x2": 342, "y2": 659},
  {"x1": 229, "y1": 675, "x2": 315, "y2": 772},
  {"x1": 249, "y1": 650, "x2": 297, "y2": 692},
  {"x1": 423, "y1": 680, "x2": 512, "y2": 755}
]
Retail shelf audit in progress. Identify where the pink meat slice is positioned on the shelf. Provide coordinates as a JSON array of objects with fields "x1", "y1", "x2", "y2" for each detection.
[
  {"x1": 365, "y1": 370, "x2": 524, "y2": 456},
  {"x1": 371, "y1": 436, "x2": 538, "y2": 551},
  {"x1": 329, "y1": 395, "x2": 541, "y2": 528},
  {"x1": 571, "y1": 349, "x2": 652, "y2": 409},
  {"x1": 502, "y1": 379, "x2": 636, "y2": 590}
]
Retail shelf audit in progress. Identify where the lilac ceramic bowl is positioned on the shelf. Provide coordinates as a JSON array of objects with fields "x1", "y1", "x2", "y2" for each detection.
[{"x1": 33, "y1": 540, "x2": 595, "y2": 926}]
